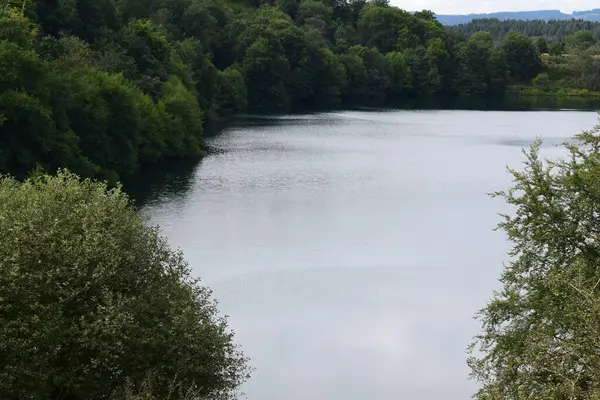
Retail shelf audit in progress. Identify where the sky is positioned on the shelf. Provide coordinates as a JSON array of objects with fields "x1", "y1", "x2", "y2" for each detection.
[{"x1": 390, "y1": 0, "x2": 600, "y2": 15}]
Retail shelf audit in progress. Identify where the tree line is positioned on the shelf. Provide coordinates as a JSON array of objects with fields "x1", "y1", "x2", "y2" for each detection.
[
  {"x1": 448, "y1": 18, "x2": 600, "y2": 43},
  {"x1": 1, "y1": 0, "x2": 597, "y2": 181}
]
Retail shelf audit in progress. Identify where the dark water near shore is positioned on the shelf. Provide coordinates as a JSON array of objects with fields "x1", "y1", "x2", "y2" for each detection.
[{"x1": 130, "y1": 108, "x2": 598, "y2": 400}]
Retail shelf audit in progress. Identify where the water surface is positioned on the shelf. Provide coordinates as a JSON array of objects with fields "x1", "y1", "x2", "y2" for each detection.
[{"x1": 138, "y1": 110, "x2": 598, "y2": 400}]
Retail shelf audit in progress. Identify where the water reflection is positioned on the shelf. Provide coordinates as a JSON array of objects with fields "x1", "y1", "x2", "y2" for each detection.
[
  {"x1": 230, "y1": 95, "x2": 600, "y2": 128},
  {"x1": 376, "y1": 95, "x2": 600, "y2": 111},
  {"x1": 124, "y1": 158, "x2": 200, "y2": 208}
]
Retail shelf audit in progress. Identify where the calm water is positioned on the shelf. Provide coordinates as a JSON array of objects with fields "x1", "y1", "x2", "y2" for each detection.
[{"x1": 137, "y1": 110, "x2": 598, "y2": 400}]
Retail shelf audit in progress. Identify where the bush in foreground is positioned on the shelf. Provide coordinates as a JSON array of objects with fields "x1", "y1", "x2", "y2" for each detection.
[
  {"x1": 468, "y1": 119, "x2": 600, "y2": 398},
  {"x1": 0, "y1": 170, "x2": 249, "y2": 399}
]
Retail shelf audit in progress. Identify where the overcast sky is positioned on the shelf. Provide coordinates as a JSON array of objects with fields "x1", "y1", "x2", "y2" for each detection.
[{"x1": 391, "y1": 0, "x2": 600, "y2": 15}]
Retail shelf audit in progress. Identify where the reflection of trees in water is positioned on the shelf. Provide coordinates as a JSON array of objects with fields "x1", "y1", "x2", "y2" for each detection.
[
  {"x1": 307, "y1": 96, "x2": 600, "y2": 111},
  {"x1": 125, "y1": 97, "x2": 599, "y2": 207},
  {"x1": 123, "y1": 158, "x2": 201, "y2": 209},
  {"x1": 392, "y1": 96, "x2": 600, "y2": 111},
  {"x1": 123, "y1": 120, "x2": 230, "y2": 207},
  {"x1": 506, "y1": 95, "x2": 600, "y2": 111}
]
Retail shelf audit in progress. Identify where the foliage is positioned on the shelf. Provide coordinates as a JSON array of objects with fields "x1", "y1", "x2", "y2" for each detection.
[
  {"x1": 566, "y1": 30, "x2": 597, "y2": 52},
  {"x1": 448, "y1": 18, "x2": 600, "y2": 44},
  {"x1": 457, "y1": 32, "x2": 507, "y2": 96},
  {"x1": 357, "y1": 4, "x2": 413, "y2": 54},
  {"x1": 301, "y1": 45, "x2": 347, "y2": 106},
  {"x1": 385, "y1": 51, "x2": 410, "y2": 98},
  {"x1": 468, "y1": 120, "x2": 600, "y2": 400},
  {"x1": 531, "y1": 72, "x2": 551, "y2": 90},
  {"x1": 0, "y1": 170, "x2": 250, "y2": 399},
  {"x1": 338, "y1": 52, "x2": 367, "y2": 103},
  {"x1": 242, "y1": 36, "x2": 291, "y2": 109},
  {"x1": 570, "y1": 46, "x2": 600, "y2": 92},
  {"x1": 348, "y1": 44, "x2": 389, "y2": 103},
  {"x1": 159, "y1": 76, "x2": 205, "y2": 157},
  {"x1": 501, "y1": 31, "x2": 541, "y2": 81},
  {"x1": 215, "y1": 67, "x2": 247, "y2": 113},
  {"x1": 2, "y1": 0, "x2": 600, "y2": 181},
  {"x1": 0, "y1": 6, "x2": 37, "y2": 47},
  {"x1": 548, "y1": 41, "x2": 564, "y2": 56},
  {"x1": 533, "y1": 36, "x2": 548, "y2": 54},
  {"x1": 174, "y1": 38, "x2": 219, "y2": 110}
]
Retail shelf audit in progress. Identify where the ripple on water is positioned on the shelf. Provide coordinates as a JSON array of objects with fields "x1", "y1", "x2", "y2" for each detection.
[{"x1": 139, "y1": 109, "x2": 598, "y2": 400}]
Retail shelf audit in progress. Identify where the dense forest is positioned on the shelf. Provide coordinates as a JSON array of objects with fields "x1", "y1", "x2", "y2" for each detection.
[
  {"x1": 448, "y1": 18, "x2": 600, "y2": 43},
  {"x1": 2, "y1": 0, "x2": 600, "y2": 181},
  {"x1": 437, "y1": 9, "x2": 600, "y2": 26}
]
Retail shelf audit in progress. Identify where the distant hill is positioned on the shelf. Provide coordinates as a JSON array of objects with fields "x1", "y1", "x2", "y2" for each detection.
[{"x1": 437, "y1": 9, "x2": 600, "y2": 25}]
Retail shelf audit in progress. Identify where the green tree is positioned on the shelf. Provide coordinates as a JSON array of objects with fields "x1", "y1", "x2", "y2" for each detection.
[
  {"x1": 114, "y1": 0, "x2": 155, "y2": 21},
  {"x1": 396, "y1": 26, "x2": 420, "y2": 51},
  {"x1": 548, "y1": 41, "x2": 564, "y2": 56},
  {"x1": 533, "y1": 36, "x2": 549, "y2": 54},
  {"x1": 458, "y1": 32, "x2": 507, "y2": 96},
  {"x1": 215, "y1": 66, "x2": 247, "y2": 112},
  {"x1": 36, "y1": 0, "x2": 120, "y2": 42},
  {"x1": 420, "y1": 18, "x2": 444, "y2": 41},
  {"x1": 275, "y1": 0, "x2": 300, "y2": 19},
  {"x1": 404, "y1": 45, "x2": 432, "y2": 96},
  {"x1": 532, "y1": 72, "x2": 551, "y2": 90},
  {"x1": 468, "y1": 120, "x2": 600, "y2": 400},
  {"x1": 448, "y1": 18, "x2": 600, "y2": 44},
  {"x1": 338, "y1": 52, "x2": 368, "y2": 103},
  {"x1": 413, "y1": 9, "x2": 435, "y2": 21},
  {"x1": 0, "y1": 9, "x2": 58, "y2": 175},
  {"x1": 0, "y1": 5, "x2": 35, "y2": 47},
  {"x1": 333, "y1": 23, "x2": 357, "y2": 52},
  {"x1": 566, "y1": 30, "x2": 597, "y2": 53},
  {"x1": 179, "y1": 0, "x2": 220, "y2": 45},
  {"x1": 180, "y1": 0, "x2": 233, "y2": 54},
  {"x1": 487, "y1": 47, "x2": 509, "y2": 94},
  {"x1": 231, "y1": 7, "x2": 295, "y2": 60},
  {"x1": 348, "y1": 45, "x2": 389, "y2": 103},
  {"x1": 357, "y1": 4, "x2": 414, "y2": 53},
  {"x1": 158, "y1": 76, "x2": 204, "y2": 157},
  {"x1": 0, "y1": 7, "x2": 98, "y2": 178},
  {"x1": 501, "y1": 31, "x2": 541, "y2": 81},
  {"x1": 303, "y1": 45, "x2": 347, "y2": 106},
  {"x1": 571, "y1": 46, "x2": 600, "y2": 91},
  {"x1": 0, "y1": 170, "x2": 250, "y2": 399},
  {"x1": 55, "y1": 68, "x2": 166, "y2": 181},
  {"x1": 174, "y1": 38, "x2": 219, "y2": 111},
  {"x1": 120, "y1": 19, "x2": 171, "y2": 96},
  {"x1": 242, "y1": 37, "x2": 291, "y2": 109},
  {"x1": 425, "y1": 37, "x2": 450, "y2": 93},
  {"x1": 0, "y1": 52, "x2": 56, "y2": 174},
  {"x1": 296, "y1": 0, "x2": 332, "y2": 32},
  {"x1": 385, "y1": 51, "x2": 410, "y2": 99},
  {"x1": 74, "y1": 0, "x2": 121, "y2": 42},
  {"x1": 469, "y1": 30, "x2": 494, "y2": 48}
]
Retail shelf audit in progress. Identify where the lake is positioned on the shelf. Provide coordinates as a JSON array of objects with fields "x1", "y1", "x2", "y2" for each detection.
[{"x1": 135, "y1": 110, "x2": 599, "y2": 400}]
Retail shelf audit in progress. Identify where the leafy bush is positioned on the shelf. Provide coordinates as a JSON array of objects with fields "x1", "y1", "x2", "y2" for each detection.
[
  {"x1": 0, "y1": 170, "x2": 250, "y2": 399},
  {"x1": 532, "y1": 72, "x2": 551, "y2": 90},
  {"x1": 469, "y1": 120, "x2": 600, "y2": 399}
]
